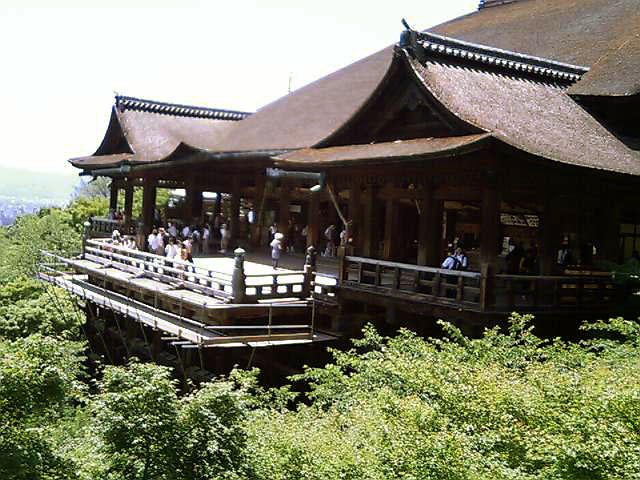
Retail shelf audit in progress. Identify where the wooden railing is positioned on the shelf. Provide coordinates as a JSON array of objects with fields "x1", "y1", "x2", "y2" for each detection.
[
  {"x1": 341, "y1": 256, "x2": 483, "y2": 308},
  {"x1": 90, "y1": 217, "x2": 123, "y2": 235},
  {"x1": 84, "y1": 239, "x2": 312, "y2": 304},
  {"x1": 492, "y1": 272, "x2": 618, "y2": 311},
  {"x1": 341, "y1": 255, "x2": 622, "y2": 313}
]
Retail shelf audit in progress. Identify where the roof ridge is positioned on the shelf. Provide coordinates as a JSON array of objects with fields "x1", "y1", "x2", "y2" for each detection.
[
  {"x1": 115, "y1": 95, "x2": 252, "y2": 121},
  {"x1": 478, "y1": 0, "x2": 523, "y2": 9},
  {"x1": 410, "y1": 31, "x2": 589, "y2": 82}
]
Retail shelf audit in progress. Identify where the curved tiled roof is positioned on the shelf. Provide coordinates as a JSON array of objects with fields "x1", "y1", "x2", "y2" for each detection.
[
  {"x1": 405, "y1": 52, "x2": 640, "y2": 175},
  {"x1": 115, "y1": 96, "x2": 251, "y2": 121},
  {"x1": 430, "y1": 0, "x2": 640, "y2": 96},
  {"x1": 212, "y1": 47, "x2": 395, "y2": 151},
  {"x1": 274, "y1": 134, "x2": 492, "y2": 167}
]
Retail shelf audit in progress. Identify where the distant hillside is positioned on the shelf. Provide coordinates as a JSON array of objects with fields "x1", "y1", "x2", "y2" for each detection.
[{"x1": 0, "y1": 166, "x2": 78, "y2": 204}]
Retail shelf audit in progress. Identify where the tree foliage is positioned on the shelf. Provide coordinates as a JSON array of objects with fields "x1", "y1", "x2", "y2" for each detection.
[{"x1": 245, "y1": 315, "x2": 640, "y2": 480}]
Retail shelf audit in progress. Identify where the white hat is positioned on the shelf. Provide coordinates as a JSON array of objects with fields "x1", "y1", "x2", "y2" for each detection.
[{"x1": 274, "y1": 232, "x2": 284, "y2": 240}]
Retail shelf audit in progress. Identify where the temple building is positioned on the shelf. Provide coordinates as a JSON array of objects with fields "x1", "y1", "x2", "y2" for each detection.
[{"x1": 44, "y1": 0, "x2": 640, "y2": 378}]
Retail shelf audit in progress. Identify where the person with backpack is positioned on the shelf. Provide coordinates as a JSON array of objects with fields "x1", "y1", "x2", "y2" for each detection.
[{"x1": 441, "y1": 250, "x2": 461, "y2": 270}]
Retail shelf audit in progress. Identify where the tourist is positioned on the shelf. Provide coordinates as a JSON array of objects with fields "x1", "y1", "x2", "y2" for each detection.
[
  {"x1": 442, "y1": 250, "x2": 461, "y2": 270},
  {"x1": 167, "y1": 222, "x2": 177, "y2": 238},
  {"x1": 324, "y1": 224, "x2": 336, "y2": 257},
  {"x1": 148, "y1": 228, "x2": 158, "y2": 253},
  {"x1": 220, "y1": 223, "x2": 230, "y2": 253},
  {"x1": 165, "y1": 236, "x2": 179, "y2": 259},
  {"x1": 202, "y1": 224, "x2": 210, "y2": 253},
  {"x1": 271, "y1": 232, "x2": 283, "y2": 269},
  {"x1": 156, "y1": 228, "x2": 166, "y2": 255},
  {"x1": 454, "y1": 247, "x2": 468, "y2": 270},
  {"x1": 182, "y1": 224, "x2": 191, "y2": 238},
  {"x1": 268, "y1": 222, "x2": 277, "y2": 243},
  {"x1": 183, "y1": 236, "x2": 194, "y2": 263}
]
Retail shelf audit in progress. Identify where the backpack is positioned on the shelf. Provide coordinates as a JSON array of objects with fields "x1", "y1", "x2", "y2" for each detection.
[{"x1": 447, "y1": 256, "x2": 461, "y2": 270}]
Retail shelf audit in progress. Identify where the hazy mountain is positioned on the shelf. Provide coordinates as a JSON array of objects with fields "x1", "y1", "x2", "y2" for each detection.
[{"x1": 0, "y1": 166, "x2": 78, "y2": 204}]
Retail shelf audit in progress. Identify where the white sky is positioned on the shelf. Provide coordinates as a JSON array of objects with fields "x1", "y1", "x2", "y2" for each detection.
[{"x1": 0, "y1": 0, "x2": 477, "y2": 175}]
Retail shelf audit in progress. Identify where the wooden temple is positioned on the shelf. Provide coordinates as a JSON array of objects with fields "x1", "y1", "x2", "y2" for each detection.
[{"x1": 44, "y1": 0, "x2": 640, "y2": 377}]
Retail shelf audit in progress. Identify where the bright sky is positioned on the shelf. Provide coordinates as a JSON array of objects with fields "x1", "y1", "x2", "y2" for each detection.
[{"x1": 0, "y1": 0, "x2": 477, "y2": 175}]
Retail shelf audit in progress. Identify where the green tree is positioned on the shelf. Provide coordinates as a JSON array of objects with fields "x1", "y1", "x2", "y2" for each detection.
[{"x1": 0, "y1": 334, "x2": 86, "y2": 480}]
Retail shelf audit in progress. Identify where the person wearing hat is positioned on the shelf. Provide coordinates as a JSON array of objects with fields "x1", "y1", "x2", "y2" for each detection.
[{"x1": 270, "y1": 232, "x2": 284, "y2": 269}]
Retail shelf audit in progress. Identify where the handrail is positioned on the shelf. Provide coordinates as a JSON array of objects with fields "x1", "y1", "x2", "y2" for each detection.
[
  {"x1": 82, "y1": 239, "x2": 313, "y2": 303},
  {"x1": 345, "y1": 255, "x2": 481, "y2": 278}
]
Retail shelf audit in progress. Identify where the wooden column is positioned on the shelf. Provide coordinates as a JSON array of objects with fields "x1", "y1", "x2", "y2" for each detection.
[
  {"x1": 349, "y1": 183, "x2": 362, "y2": 254},
  {"x1": 417, "y1": 182, "x2": 442, "y2": 266},
  {"x1": 362, "y1": 186, "x2": 376, "y2": 258},
  {"x1": 539, "y1": 194, "x2": 561, "y2": 275},
  {"x1": 229, "y1": 177, "x2": 241, "y2": 248},
  {"x1": 307, "y1": 193, "x2": 320, "y2": 248},
  {"x1": 480, "y1": 181, "x2": 500, "y2": 270},
  {"x1": 479, "y1": 178, "x2": 500, "y2": 310},
  {"x1": 383, "y1": 194, "x2": 399, "y2": 261},
  {"x1": 191, "y1": 189, "x2": 203, "y2": 223},
  {"x1": 278, "y1": 180, "x2": 291, "y2": 237},
  {"x1": 123, "y1": 184, "x2": 134, "y2": 230},
  {"x1": 109, "y1": 181, "x2": 118, "y2": 212},
  {"x1": 252, "y1": 172, "x2": 266, "y2": 248},
  {"x1": 214, "y1": 191, "x2": 222, "y2": 217},
  {"x1": 599, "y1": 200, "x2": 622, "y2": 263},
  {"x1": 142, "y1": 179, "x2": 156, "y2": 236}
]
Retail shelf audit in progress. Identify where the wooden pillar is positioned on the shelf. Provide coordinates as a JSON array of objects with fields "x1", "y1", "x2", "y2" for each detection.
[
  {"x1": 278, "y1": 180, "x2": 291, "y2": 238},
  {"x1": 142, "y1": 179, "x2": 156, "y2": 236},
  {"x1": 383, "y1": 195, "x2": 399, "y2": 261},
  {"x1": 109, "y1": 181, "x2": 118, "y2": 212},
  {"x1": 362, "y1": 186, "x2": 376, "y2": 258},
  {"x1": 599, "y1": 201, "x2": 622, "y2": 263},
  {"x1": 349, "y1": 183, "x2": 362, "y2": 254},
  {"x1": 191, "y1": 189, "x2": 203, "y2": 222},
  {"x1": 307, "y1": 193, "x2": 320, "y2": 248},
  {"x1": 214, "y1": 191, "x2": 222, "y2": 217},
  {"x1": 417, "y1": 182, "x2": 442, "y2": 266},
  {"x1": 123, "y1": 184, "x2": 134, "y2": 229},
  {"x1": 229, "y1": 177, "x2": 241, "y2": 248},
  {"x1": 539, "y1": 194, "x2": 561, "y2": 275},
  {"x1": 480, "y1": 181, "x2": 500, "y2": 270},
  {"x1": 252, "y1": 172, "x2": 266, "y2": 248}
]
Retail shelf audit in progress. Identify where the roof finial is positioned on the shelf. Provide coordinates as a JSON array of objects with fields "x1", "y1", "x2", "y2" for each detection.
[{"x1": 399, "y1": 18, "x2": 426, "y2": 63}]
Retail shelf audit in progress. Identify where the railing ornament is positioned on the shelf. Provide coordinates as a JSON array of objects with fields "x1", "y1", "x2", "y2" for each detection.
[
  {"x1": 302, "y1": 245, "x2": 317, "y2": 298},
  {"x1": 232, "y1": 248, "x2": 247, "y2": 303}
]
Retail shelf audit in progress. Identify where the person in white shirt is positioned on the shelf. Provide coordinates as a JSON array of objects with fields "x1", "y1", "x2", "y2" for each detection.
[
  {"x1": 219, "y1": 224, "x2": 230, "y2": 253},
  {"x1": 182, "y1": 225, "x2": 191, "y2": 238},
  {"x1": 202, "y1": 226, "x2": 210, "y2": 253},
  {"x1": 165, "y1": 237, "x2": 179, "y2": 259},
  {"x1": 148, "y1": 229, "x2": 158, "y2": 253}
]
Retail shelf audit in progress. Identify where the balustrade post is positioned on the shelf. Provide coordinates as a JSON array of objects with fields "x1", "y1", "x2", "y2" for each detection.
[
  {"x1": 231, "y1": 248, "x2": 246, "y2": 304},
  {"x1": 82, "y1": 220, "x2": 91, "y2": 259},
  {"x1": 302, "y1": 245, "x2": 317, "y2": 298}
]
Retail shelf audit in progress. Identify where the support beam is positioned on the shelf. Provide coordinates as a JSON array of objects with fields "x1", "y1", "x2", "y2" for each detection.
[
  {"x1": 278, "y1": 180, "x2": 291, "y2": 240},
  {"x1": 417, "y1": 182, "x2": 442, "y2": 266},
  {"x1": 142, "y1": 179, "x2": 156, "y2": 237},
  {"x1": 362, "y1": 186, "x2": 377, "y2": 258},
  {"x1": 109, "y1": 181, "x2": 118, "y2": 212},
  {"x1": 383, "y1": 196, "x2": 399, "y2": 260},
  {"x1": 123, "y1": 184, "x2": 134, "y2": 230},
  {"x1": 479, "y1": 178, "x2": 500, "y2": 310},
  {"x1": 251, "y1": 172, "x2": 266, "y2": 248},
  {"x1": 480, "y1": 181, "x2": 500, "y2": 270},
  {"x1": 349, "y1": 184, "x2": 362, "y2": 254},
  {"x1": 229, "y1": 177, "x2": 241, "y2": 248},
  {"x1": 307, "y1": 193, "x2": 319, "y2": 248},
  {"x1": 539, "y1": 194, "x2": 561, "y2": 275},
  {"x1": 187, "y1": 189, "x2": 203, "y2": 223}
]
